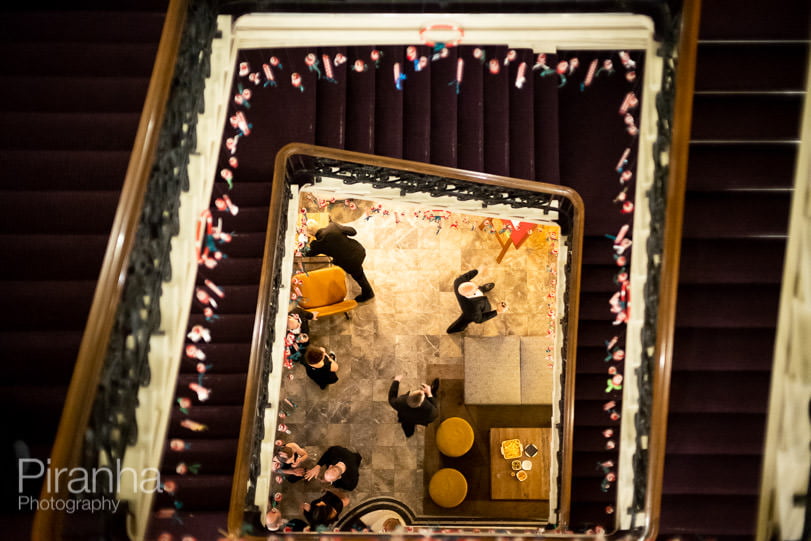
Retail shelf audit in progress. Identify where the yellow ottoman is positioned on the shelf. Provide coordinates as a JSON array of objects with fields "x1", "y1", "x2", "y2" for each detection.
[
  {"x1": 428, "y1": 468, "x2": 467, "y2": 508},
  {"x1": 436, "y1": 417, "x2": 475, "y2": 457}
]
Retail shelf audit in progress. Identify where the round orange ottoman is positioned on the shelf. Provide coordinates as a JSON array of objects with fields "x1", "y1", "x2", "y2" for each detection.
[
  {"x1": 428, "y1": 468, "x2": 468, "y2": 508},
  {"x1": 436, "y1": 416, "x2": 475, "y2": 457}
]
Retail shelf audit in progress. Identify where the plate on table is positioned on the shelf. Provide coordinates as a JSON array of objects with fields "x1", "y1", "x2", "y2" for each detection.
[
  {"x1": 524, "y1": 443, "x2": 538, "y2": 457},
  {"x1": 500, "y1": 439, "x2": 523, "y2": 460}
]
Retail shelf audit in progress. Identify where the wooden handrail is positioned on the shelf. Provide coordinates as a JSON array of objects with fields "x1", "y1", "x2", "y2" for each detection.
[
  {"x1": 641, "y1": 0, "x2": 701, "y2": 538},
  {"x1": 227, "y1": 142, "x2": 585, "y2": 535},
  {"x1": 31, "y1": 1, "x2": 189, "y2": 539}
]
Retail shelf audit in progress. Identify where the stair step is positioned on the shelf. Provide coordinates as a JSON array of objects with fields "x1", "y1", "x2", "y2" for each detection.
[
  {"x1": 695, "y1": 42, "x2": 809, "y2": 92},
  {"x1": 373, "y1": 45, "x2": 405, "y2": 159},
  {"x1": 691, "y1": 94, "x2": 804, "y2": 141},
  {"x1": 483, "y1": 45, "x2": 510, "y2": 177},
  {"x1": 698, "y1": 0, "x2": 810, "y2": 40},
  {"x1": 0, "y1": 280, "x2": 96, "y2": 331},
  {"x1": 575, "y1": 346, "x2": 625, "y2": 374},
  {"x1": 217, "y1": 206, "x2": 271, "y2": 234},
  {"x1": 675, "y1": 283, "x2": 781, "y2": 327},
  {"x1": 687, "y1": 142, "x2": 798, "y2": 191},
  {"x1": 0, "y1": 151, "x2": 130, "y2": 190},
  {"x1": 663, "y1": 455, "x2": 762, "y2": 495},
  {"x1": 669, "y1": 371, "x2": 770, "y2": 413},
  {"x1": 152, "y1": 475, "x2": 232, "y2": 511},
  {"x1": 218, "y1": 232, "x2": 267, "y2": 257},
  {"x1": 571, "y1": 400, "x2": 624, "y2": 427},
  {"x1": 178, "y1": 344, "x2": 251, "y2": 374},
  {"x1": 0, "y1": 9, "x2": 167, "y2": 43},
  {"x1": 429, "y1": 46, "x2": 459, "y2": 168},
  {"x1": 3, "y1": 331, "x2": 83, "y2": 382},
  {"x1": 160, "y1": 439, "x2": 239, "y2": 475},
  {"x1": 167, "y1": 406, "x2": 243, "y2": 439},
  {"x1": 0, "y1": 112, "x2": 140, "y2": 150},
  {"x1": 0, "y1": 43, "x2": 160, "y2": 77},
  {"x1": 345, "y1": 45, "x2": 377, "y2": 154},
  {"x1": 572, "y1": 427, "x2": 623, "y2": 452},
  {"x1": 315, "y1": 46, "x2": 348, "y2": 150},
  {"x1": 149, "y1": 511, "x2": 228, "y2": 540},
  {"x1": 0, "y1": 191, "x2": 119, "y2": 234},
  {"x1": 672, "y1": 327, "x2": 776, "y2": 371},
  {"x1": 0, "y1": 76, "x2": 149, "y2": 113},
  {"x1": 679, "y1": 238, "x2": 786, "y2": 284},
  {"x1": 660, "y1": 494, "x2": 759, "y2": 535},
  {"x1": 574, "y1": 374, "x2": 626, "y2": 400},
  {"x1": 666, "y1": 412, "x2": 767, "y2": 455},
  {"x1": 189, "y1": 284, "x2": 260, "y2": 315},
  {"x1": 175, "y1": 374, "x2": 248, "y2": 406},
  {"x1": 2, "y1": 385, "x2": 67, "y2": 443},
  {"x1": 508, "y1": 48, "x2": 536, "y2": 181},
  {"x1": 2, "y1": 234, "x2": 108, "y2": 280},
  {"x1": 572, "y1": 451, "x2": 622, "y2": 477},
  {"x1": 403, "y1": 44, "x2": 431, "y2": 163},
  {"x1": 187, "y1": 314, "x2": 256, "y2": 343},
  {"x1": 197, "y1": 257, "x2": 263, "y2": 285},
  {"x1": 682, "y1": 191, "x2": 791, "y2": 238},
  {"x1": 457, "y1": 45, "x2": 485, "y2": 173}
]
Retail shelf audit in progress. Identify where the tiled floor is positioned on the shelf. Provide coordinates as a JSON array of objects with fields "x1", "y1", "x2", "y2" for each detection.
[{"x1": 273, "y1": 192, "x2": 559, "y2": 523}]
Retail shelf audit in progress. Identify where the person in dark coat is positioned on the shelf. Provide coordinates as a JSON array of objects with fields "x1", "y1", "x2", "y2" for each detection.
[
  {"x1": 304, "y1": 445, "x2": 363, "y2": 491},
  {"x1": 388, "y1": 375, "x2": 439, "y2": 437},
  {"x1": 446, "y1": 268, "x2": 507, "y2": 334},
  {"x1": 302, "y1": 488, "x2": 349, "y2": 530},
  {"x1": 306, "y1": 220, "x2": 375, "y2": 302},
  {"x1": 303, "y1": 345, "x2": 339, "y2": 389}
]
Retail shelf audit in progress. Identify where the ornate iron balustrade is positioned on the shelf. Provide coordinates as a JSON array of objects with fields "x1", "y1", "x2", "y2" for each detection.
[
  {"x1": 631, "y1": 5, "x2": 680, "y2": 527},
  {"x1": 81, "y1": 0, "x2": 217, "y2": 510}
]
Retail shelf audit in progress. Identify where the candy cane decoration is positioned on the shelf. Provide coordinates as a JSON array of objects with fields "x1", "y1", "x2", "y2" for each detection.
[
  {"x1": 204, "y1": 278, "x2": 225, "y2": 298},
  {"x1": 394, "y1": 62, "x2": 405, "y2": 90},
  {"x1": 187, "y1": 324, "x2": 211, "y2": 343},
  {"x1": 262, "y1": 63, "x2": 277, "y2": 87},
  {"x1": 322, "y1": 54, "x2": 335, "y2": 82},
  {"x1": 188, "y1": 382, "x2": 211, "y2": 402},
  {"x1": 615, "y1": 148, "x2": 631, "y2": 172},
  {"x1": 584, "y1": 58, "x2": 598, "y2": 88},
  {"x1": 514, "y1": 61, "x2": 527, "y2": 89}
]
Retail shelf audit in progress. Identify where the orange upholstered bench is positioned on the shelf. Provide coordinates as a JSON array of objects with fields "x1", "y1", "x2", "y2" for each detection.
[{"x1": 296, "y1": 266, "x2": 358, "y2": 318}]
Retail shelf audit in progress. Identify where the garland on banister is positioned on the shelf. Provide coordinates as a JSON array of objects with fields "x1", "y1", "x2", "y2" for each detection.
[{"x1": 82, "y1": 1, "x2": 216, "y2": 525}]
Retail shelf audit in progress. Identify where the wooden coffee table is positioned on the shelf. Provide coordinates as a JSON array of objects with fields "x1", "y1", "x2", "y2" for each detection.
[{"x1": 489, "y1": 427, "x2": 551, "y2": 500}]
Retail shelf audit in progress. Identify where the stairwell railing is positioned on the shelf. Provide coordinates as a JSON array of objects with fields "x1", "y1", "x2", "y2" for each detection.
[{"x1": 31, "y1": 1, "x2": 221, "y2": 539}]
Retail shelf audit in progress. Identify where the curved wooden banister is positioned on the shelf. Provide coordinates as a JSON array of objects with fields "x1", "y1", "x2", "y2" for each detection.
[
  {"x1": 31, "y1": 1, "x2": 189, "y2": 539},
  {"x1": 640, "y1": 0, "x2": 701, "y2": 538}
]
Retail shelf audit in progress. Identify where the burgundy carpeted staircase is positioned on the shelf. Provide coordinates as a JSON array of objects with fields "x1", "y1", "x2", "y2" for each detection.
[
  {"x1": 659, "y1": 1, "x2": 808, "y2": 539},
  {"x1": 0, "y1": 2, "x2": 168, "y2": 538}
]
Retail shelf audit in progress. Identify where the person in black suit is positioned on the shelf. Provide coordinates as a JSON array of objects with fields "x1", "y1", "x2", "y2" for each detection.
[
  {"x1": 306, "y1": 220, "x2": 375, "y2": 302},
  {"x1": 388, "y1": 375, "x2": 439, "y2": 438},
  {"x1": 304, "y1": 445, "x2": 363, "y2": 492},
  {"x1": 446, "y1": 269, "x2": 508, "y2": 334}
]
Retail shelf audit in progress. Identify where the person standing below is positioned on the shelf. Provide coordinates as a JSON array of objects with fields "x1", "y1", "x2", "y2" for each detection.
[
  {"x1": 306, "y1": 219, "x2": 375, "y2": 302},
  {"x1": 304, "y1": 445, "x2": 363, "y2": 492},
  {"x1": 303, "y1": 345, "x2": 339, "y2": 389},
  {"x1": 446, "y1": 268, "x2": 508, "y2": 334},
  {"x1": 388, "y1": 375, "x2": 439, "y2": 438},
  {"x1": 302, "y1": 488, "x2": 349, "y2": 531}
]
